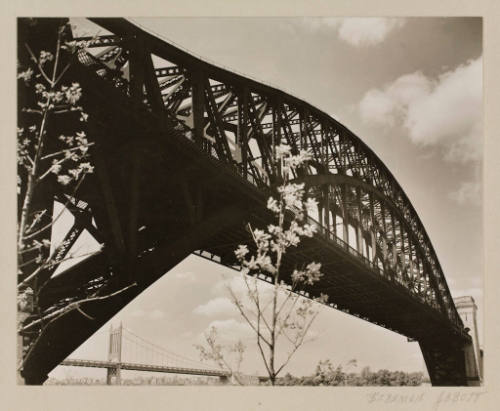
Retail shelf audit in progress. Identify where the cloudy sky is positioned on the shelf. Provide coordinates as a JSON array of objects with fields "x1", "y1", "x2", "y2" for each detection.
[{"x1": 49, "y1": 17, "x2": 482, "y2": 381}]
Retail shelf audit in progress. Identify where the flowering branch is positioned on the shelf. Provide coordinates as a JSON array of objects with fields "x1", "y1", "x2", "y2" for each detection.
[
  {"x1": 197, "y1": 145, "x2": 328, "y2": 385},
  {"x1": 16, "y1": 22, "x2": 108, "y2": 383}
]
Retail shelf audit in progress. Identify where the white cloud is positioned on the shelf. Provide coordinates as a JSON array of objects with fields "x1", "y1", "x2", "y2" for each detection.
[
  {"x1": 193, "y1": 297, "x2": 236, "y2": 316},
  {"x1": 443, "y1": 121, "x2": 483, "y2": 163},
  {"x1": 359, "y1": 57, "x2": 482, "y2": 162},
  {"x1": 300, "y1": 18, "x2": 405, "y2": 47},
  {"x1": 337, "y1": 18, "x2": 405, "y2": 47},
  {"x1": 359, "y1": 72, "x2": 431, "y2": 127},
  {"x1": 448, "y1": 182, "x2": 482, "y2": 206},
  {"x1": 405, "y1": 58, "x2": 482, "y2": 146},
  {"x1": 202, "y1": 319, "x2": 253, "y2": 342},
  {"x1": 359, "y1": 89, "x2": 398, "y2": 126}
]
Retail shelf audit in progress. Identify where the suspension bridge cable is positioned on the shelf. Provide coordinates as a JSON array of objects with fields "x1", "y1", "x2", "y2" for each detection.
[{"x1": 121, "y1": 326, "x2": 222, "y2": 370}]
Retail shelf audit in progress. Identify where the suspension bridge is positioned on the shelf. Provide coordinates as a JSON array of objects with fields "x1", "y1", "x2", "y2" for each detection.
[
  {"x1": 60, "y1": 324, "x2": 231, "y2": 384},
  {"x1": 17, "y1": 18, "x2": 481, "y2": 386}
]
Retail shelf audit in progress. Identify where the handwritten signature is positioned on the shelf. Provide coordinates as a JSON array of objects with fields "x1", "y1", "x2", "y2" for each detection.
[{"x1": 366, "y1": 390, "x2": 485, "y2": 409}]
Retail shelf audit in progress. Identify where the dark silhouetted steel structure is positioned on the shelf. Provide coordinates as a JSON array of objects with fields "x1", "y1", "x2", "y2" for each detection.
[{"x1": 17, "y1": 18, "x2": 478, "y2": 386}]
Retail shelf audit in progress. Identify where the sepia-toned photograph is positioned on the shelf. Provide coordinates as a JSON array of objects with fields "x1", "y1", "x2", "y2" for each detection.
[{"x1": 16, "y1": 16, "x2": 483, "y2": 389}]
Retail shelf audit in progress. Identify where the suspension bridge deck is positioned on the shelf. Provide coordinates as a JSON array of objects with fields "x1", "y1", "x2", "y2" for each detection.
[{"x1": 60, "y1": 359, "x2": 230, "y2": 378}]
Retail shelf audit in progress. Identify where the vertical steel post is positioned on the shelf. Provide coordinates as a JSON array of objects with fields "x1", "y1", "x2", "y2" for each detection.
[
  {"x1": 380, "y1": 202, "x2": 389, "y2": 276},
  {"x1": 300, "y1": 110, "x2": 307, "y2": 149},
  {"x1": 237, "y1": 88, "x2": 249, "y2": 178},
  {"x1": 399, "y1": 222, "x2": 408, "y2": 285},
  {"x1": 127, "y1": 150, "x2": 141, "y2": 283},
  {"x1": 390, "y1": 211, "x2": 398, "y2": 276},
  {"x1": 408, "y1": 234, "x2": 415, "y2": 289},
  {"x1": 192, "y1": 70, "x2": 205, "y2": 147},
  {"x1": 356, "y1": 188, "x2": 363, "y2": 255},
  {"x1": 369, "y1": 192, "x2": 377, "y2": 263},
  {"x1": 342, "y1": 184, "x2": 349, "y2": 246},
  {"x1": 129, "y1": 36, "x2": 145, "y2": 103},
  {"x1": 324, "y1": 185, "x2": 330, "y2": 236}
]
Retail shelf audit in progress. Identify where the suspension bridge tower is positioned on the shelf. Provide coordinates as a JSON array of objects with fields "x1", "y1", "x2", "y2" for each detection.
[{"x1": 107, "y1": 323, "x2": 123, "y2": 385}]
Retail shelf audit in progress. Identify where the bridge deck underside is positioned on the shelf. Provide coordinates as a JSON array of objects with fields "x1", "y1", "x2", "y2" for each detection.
[
  {"x1": 61, "y1": 359, "x2": 230, "y2": 377},
  {"x1": 23, "y1": 70, "x2": 463, "y2": 384}
]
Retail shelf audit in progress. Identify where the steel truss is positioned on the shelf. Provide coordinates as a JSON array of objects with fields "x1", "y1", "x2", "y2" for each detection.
[{"x1": 17, "y1": 18, "x2": 473, "y2": 386}]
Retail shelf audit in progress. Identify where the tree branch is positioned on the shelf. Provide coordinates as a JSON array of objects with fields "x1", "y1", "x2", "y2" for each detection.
[
  {"x1": 20, "y1": 282, "x2": 136, "y2": 333},
  {"x1": 40, "y1": 142, "x2": 94, "y2": 161},
  {"x1": 226, "y1": 284, "x2": 272, "y2": 348},
  {"x1": 275, "y1": 293, "x2": 300, "y2": 339},
  {"x1": 24, "y1": 43, "x2": 53, "y2": 86},
  {"x1": 256, "y1": 315, "x2": 272, "y2": 378},
  {"x1": 18, "y1": 248, "x2": 102, "y2": 290},
  {"x1": 23, "y1": 173, "x2": 87, "y2": 240},
  {"x1": 241, "y1": 273, "x2": 273, "y2": 335},
  {"x1": 275, "y1": 311, "x2": 319, "y2": 377}
]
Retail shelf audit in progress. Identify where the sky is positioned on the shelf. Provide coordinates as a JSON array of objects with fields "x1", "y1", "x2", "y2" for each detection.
[{"x1": 48, "y1": 17, "x2": 483, "y2": 381}]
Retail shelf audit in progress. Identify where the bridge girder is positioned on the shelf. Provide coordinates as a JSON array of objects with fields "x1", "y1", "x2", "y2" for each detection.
[
  {"x1": 17, "y1": 18, "x2": 474, "y2": 386},
  {"x1": 83, "y1": 16, "x2": 461, "y2": 329}
]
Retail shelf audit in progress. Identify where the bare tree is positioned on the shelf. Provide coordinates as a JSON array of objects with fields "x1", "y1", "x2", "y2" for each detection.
[
  {"x1": 195, "y1": 326, "x2": 246, "y2": 385},
  {"x1": 197, "y1": 146, "x2": 328, "y2": 385}
]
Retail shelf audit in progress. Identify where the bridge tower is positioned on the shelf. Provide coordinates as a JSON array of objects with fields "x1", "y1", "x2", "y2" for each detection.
[
  {"x1": 454, "y1": 296, "x2": 482, "y2": 385},
  {"x1": 106, "y1": 323, "x2": 123, "y2": 385}
]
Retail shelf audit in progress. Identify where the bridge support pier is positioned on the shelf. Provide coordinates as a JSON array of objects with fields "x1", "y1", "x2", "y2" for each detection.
[
  {"x1": 106, "y1": 365, "x2": 122, "y2": 385},
  {"x1": 463, "y1": 342, "x2": 481, "y2": 386},
  {"x1": 218, "y1": 375, "x2": 230, "y2": 385},
  {"x1": 420, "y1": 339, "x2": 481, "y2": 386},
  {"x1": 454, "y1": 296, "x2": 482, "y2": 384},
  {"x1": 419, "y1": 340, "x2": 467, "y2": 386}
]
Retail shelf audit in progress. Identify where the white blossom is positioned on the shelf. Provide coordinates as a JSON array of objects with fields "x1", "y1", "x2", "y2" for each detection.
[
  {"x1": 275, "y1": 145, "x2": 291, "y2": 159},
  {"x1": 234, "y1": 244, "x2": 249, "y2": 260},
  {"x1": 304, "y1": 262, "x2": 323, "y2": 284},
  {"x1": 57, "y1": 175, "x2": 71, "y2": 185},
  {"x1": 39, "y1": 50, "x2": 54, "y2": 66},
  {"x1": 267, "y1": 197, "x2": 280, "y2": 213},
  {"x1": 34, "y1": 83, "x2": 46, "y2": 94},
  {"x1": 79, "y1": 162, "x2": 94, "y2": 174},
  {"x1": 50, "y1": 163, "x2": 62, "y2": 174},
  {"x1": 17, "y1": 67, "x2": 34, "y2": 83},
  {"x1": 63, "y1": 83, "x2": 82, "y2": 105}
]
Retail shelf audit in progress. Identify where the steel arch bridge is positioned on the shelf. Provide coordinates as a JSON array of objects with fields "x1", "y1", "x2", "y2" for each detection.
[{"x1": 17, "y1": 18, "x2": 478, "y2": 386}]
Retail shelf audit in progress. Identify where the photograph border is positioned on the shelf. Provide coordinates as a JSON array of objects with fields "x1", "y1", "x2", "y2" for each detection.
[{"x1": 1, "y1": 1, "x2": 498, "y2": 410}]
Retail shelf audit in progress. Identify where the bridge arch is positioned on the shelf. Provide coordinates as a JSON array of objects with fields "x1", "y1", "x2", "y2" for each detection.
[
  {"x1": 17, "y1": 18, "x2": 476, "y2": 386},
  {"x1": 296, "y1": 173, "x2": 445, "y2": 313}
]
